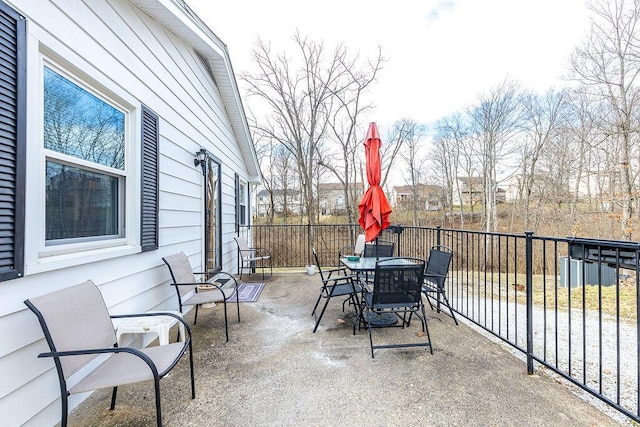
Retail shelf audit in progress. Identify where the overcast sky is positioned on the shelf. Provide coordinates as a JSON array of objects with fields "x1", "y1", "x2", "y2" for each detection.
[{"x1": 186, "y1": 0, "x2": 591, "y2": 129}]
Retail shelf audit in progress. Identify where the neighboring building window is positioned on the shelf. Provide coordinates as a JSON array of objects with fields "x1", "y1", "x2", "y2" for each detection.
[{"x1": 43, "y1": 66, "x2": 126, "y2": 244}]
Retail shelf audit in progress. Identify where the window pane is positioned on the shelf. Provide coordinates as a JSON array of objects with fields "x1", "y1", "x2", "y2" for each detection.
[
  {"x1": 44, "y1": 67, "x2": 125, "y2": 169},
  {"x1": 46, "y1": 161, "x2": 119, "y2": 241},
  {"x1": 239, "y1": 183, "x2": 246, "y2": 203},
  {"x1": 240, "y1": 205, "x2": 246, "y2": 225}
]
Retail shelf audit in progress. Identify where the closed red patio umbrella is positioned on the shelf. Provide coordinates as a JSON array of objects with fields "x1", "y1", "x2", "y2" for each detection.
[{"x1": 358, "y1": 122, "x2": 392, "y2": 242}]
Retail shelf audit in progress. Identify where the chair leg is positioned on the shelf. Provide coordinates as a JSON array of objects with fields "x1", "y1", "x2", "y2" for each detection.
[
  {"x1": 153, "y1": 377, "x2": 162, "y2": 427},
  {"x1": 425, "y1": 290, "x2": 458, "y2": 325},
  {"x1": 222, "y1": 300, "x2": 229, "y2": 342},
  {"x1": 188, "y1": 338, "x2": 195, "y2": 399},
  {"x1": 110, "y1": 386, "x2": 118, "y2": 410},
  {"x1": 60, "y1": 388, "x2": 69, "y2": 427},
  {"x1": 366, "y1": 308, "x2": 375, "y2": 358},
  {"x1": 421, "y1": 304, "x2": 433, "y2": 354},
  {"x1": 194, "y1": 304, "x2": 199, "y2": 325},
  {"x1": 312, "y1": 297, "x2": 331, "y2": 333},
  {"x1": 311, "y1": 291, "x2": 323, "y2": 317},
  {"x1": 440, "y1": 291, "x2": 459, "y2": 325}
]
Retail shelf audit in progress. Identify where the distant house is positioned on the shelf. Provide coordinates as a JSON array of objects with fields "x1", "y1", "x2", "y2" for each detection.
[
  {"x1": 453, "y1": 177, "x2": 483, "y2": 206},
  {"x1": 392, "y1": 184, "x2": 443, "y2": 211},
  {"x1": 1, "y1": 1, "x2": 260, "y2": 425},
  {"x1": 452, "y1": 177, "x2": 505, "y2": 206},
  {"x1": 318, "y1": 182, "x2": 363, "y2": 216},
  {"x1": 256, "y1": 188, "x2": 304, "y2": 217}
]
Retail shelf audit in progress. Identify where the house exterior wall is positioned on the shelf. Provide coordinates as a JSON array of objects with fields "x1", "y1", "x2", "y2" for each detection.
[{"x1": 0, "y1": 1, "x2": 258, "y2": 425}]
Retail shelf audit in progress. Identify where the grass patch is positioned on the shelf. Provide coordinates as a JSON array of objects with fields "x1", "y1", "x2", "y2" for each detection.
[{"x1": 453, "y1": 271, "x2": 638, "y2": 322}]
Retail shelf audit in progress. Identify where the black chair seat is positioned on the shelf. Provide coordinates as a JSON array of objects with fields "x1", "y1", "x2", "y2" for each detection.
[{"x1": 329, "y1": 282, "x2": 358, "y2": 297}]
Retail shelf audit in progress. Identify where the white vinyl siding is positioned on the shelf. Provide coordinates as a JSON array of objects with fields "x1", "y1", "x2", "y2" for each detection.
[{"x1": 0, "y1": 1, "x2": 257, "y2": 426}]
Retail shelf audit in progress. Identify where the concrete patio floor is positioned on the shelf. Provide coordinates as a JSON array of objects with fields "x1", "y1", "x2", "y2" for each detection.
[{"x1": 66, "y1": 271, "x2": 628, "y2": 426}]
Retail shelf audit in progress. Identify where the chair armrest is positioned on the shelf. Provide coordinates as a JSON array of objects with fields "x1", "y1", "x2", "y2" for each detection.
[
  {"x1": 171, "y1": 281, "x2": 211, "y2": 287},
  {"x1": 237, "y1": 248, "x2": 270, "y2": 258},
  {"x1": 38, "y1": 347, "x2": 170, "y2": 377},
  {"x1": 252, "y1": 246, "x2": 271, "y2": 252},
  {"x1": 358, "y1": 277, "x2": 373, "y2": 294},
  {"x1": 424, "y1": 273, "x2": 446, "y2": 283},
  {"x1": 322, "y1": 274, "x2": 355, "y2": 287},
  {"x1": 252, "y1": 247, "x2": 271, "y2": 257},
  {"x1": 323, "y1": 266, "x2": 349, "y2": 279}
]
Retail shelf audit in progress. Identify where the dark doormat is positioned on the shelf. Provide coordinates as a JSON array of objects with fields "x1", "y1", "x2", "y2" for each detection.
[{"x1": 229, "y1": 282, "x2": 265, "y2": 302}]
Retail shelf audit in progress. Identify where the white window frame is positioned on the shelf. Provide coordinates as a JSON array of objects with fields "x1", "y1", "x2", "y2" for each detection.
[{"x1": 24, "y1": 51, "x2": 140, "y2": 275}]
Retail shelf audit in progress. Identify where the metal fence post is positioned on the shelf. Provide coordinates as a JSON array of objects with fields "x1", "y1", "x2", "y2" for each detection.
[
  {"x1": 525, "y1": 231, "x2": 534, "y2": 375},
  {"x1": 436, "y1": 225, "x2": 441, "y2": 247},
  {"x1": 307, "y1": 222, "x2": 312, "y2": 265}
]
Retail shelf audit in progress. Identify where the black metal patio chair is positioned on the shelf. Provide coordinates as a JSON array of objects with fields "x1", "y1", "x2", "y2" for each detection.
[
  {"x1": 359, "y1": 257, "x2": 431, "y2": 358},
  {"x1": 422, "y1": 245, "x2": 458, "y2": 325},
  {"x1": 363, "y1": 238, "x2": 395, "y2": 257},
  {"x1": 311, "y1": 248, "x2": 361, "y2": 333}
]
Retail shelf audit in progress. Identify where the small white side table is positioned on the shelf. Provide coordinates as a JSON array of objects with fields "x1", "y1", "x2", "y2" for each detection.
[{"x1": 112, "y1": 311, "x2": 185, "y2": 347}]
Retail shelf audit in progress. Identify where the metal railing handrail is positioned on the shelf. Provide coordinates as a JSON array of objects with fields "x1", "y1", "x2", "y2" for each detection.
[{"x1": 243, "y1": 223, "x2": 640, "y2": 423}]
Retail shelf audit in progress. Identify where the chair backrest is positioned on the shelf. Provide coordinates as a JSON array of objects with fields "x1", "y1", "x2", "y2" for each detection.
[
  {"x1": 372, "y1": 258, "x2": 425, "y2": 307},
  {"x1": 24, "y1": 280, "x2": 116, "y2": 380},
  {"x1": 234, "y1": 236, "x2": 251, "y2": 252},
  {"x1": 162, "y1": 252, "x2": 198, "y2": 297},
  {"x1": 338, "y1": 234, "x2": 367, "y2": 259},
  {"x1": 312, "y1": 248, "x2": 327, "y2": 280},
  {"x1": 425, "y1": 246, "x2": 453, "y2": 289},
  {"x1": 363, "y1": 239, "x2": 395, "y2": 257},
  {"x1": 354, "y1": 234, "x2": 366, "y2": 255}
]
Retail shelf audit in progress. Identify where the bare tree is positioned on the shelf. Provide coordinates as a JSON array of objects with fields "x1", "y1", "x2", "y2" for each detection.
[
  {"x1": 243, "y1": 32, "x2": 349, "y2": 225},
  {"x1": 468, "y1": 78, "x2": 523, "y2": 232},
  {"x1": 318, "y1": 47, "x2": 385, "y2": 225},
  {"x1": 432, "y1": 113, "x2": 469, "y2": 226},
  {"x1": 569, "y1": 0, "x2": 640, "y2": 239},
  {"x1": 519, "y1": 88, "x2": 569, "y2": 229},
  {"x1": 397, "y1": 119, "x2": 428, "y2": 225},
  {"x1": 380, "y1": 120, "x2": 412, "y2": 189}
]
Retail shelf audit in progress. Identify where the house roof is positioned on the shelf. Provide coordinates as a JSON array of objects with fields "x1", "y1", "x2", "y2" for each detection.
[
  {"x1": 457, "y1": 177, "x2": 483, "y2": 187},
  {"x1": 318, "y1": 183, "x2": 363, "y2": 191},
  {"x1": 130, "y1": 0, "x2": 261, "y2": 183},
  {"x1": 393, "y1": 184, "x2": 442, "y2": 195},
  {"x1": 257, "y1": 189, "x2": 301, "y2": 197}
]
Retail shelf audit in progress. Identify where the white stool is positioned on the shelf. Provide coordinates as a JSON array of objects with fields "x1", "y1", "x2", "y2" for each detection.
[{"x1": 112, "y1": 311, "x2": 185, "y2": 347}]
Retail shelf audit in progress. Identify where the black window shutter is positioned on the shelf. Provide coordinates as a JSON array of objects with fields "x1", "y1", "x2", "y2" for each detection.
[
  {"x1": 234, "y1": 173, "x2": 240, "y2": 234},
  {"x1": 0, "y1": 1, "x2": 25, "y2": 282},
  {"x1": 140, "y1": 105, "x2": 159, "y2": 251}
]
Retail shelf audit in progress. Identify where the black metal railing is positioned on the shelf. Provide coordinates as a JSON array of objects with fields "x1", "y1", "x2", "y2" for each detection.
[{"x1": 242, "y1": 223, "x2": 640, "y2": 423}]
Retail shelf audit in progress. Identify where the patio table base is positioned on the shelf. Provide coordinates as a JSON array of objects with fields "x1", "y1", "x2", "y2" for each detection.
[{"x1": 364, "y1": 312, "x2": 398, "y2": 327}]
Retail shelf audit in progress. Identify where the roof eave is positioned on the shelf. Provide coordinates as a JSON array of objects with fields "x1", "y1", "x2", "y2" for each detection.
[{"x1": 129, "y1": 0, "x2": 262, "y2": 183}]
